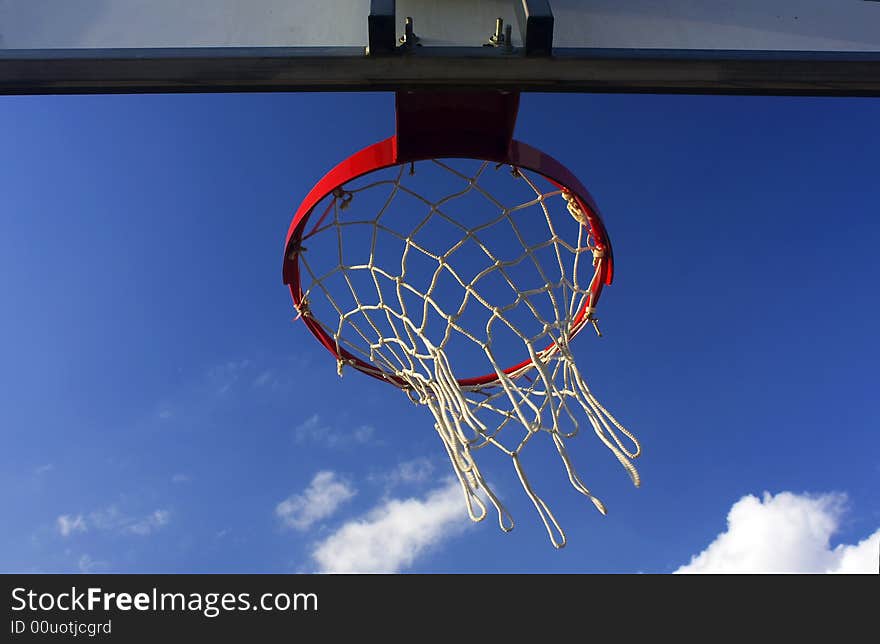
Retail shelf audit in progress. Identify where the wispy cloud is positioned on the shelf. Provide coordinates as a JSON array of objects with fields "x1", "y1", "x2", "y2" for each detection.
[
  {"x1": 149, "y1": 357, "x2": 303, "y2": 432},
  {"x1": 276, "y1": 471, "x2": 357, "y2": 532},
  {"x1": 242, "y1": 360, "x2": 304, "y2": 391},
  {"x1": 252, "y1": 370, "x2": 275, "y2": 389},
  {"x1": 171, "y1": 473, "x2": 191, "y2": 484},
  {"x1": 34, "y1": 464, "x2": 54, "y2": 476},
  {"x1": 352, "y1": 424, "x2": 375, "y2": 443},
  {"x1": 293, "y1": 414, "x2": 375, "y2": 449},
  {"x1": 207, "y1": 359, "x2": 252, "y2": 395},
  {"x1": 147, "y1": 359, "x2": 254, "y2": 429},
  {"x1": 312, "y1": 479, "x2": 469, "y2": 573},
  {"x1": 126, "y1": 510, "x2": 170, "y2": 536},
  {"x1": 88, "y1": 506, "x2": 127, "y2": 532},
  {"x1": 675, "y1": 491, "x2": 880, "y2": 574},
  {"x1": 77, "y1": 554, "x2": 107, "y2": 573},
  {"x1": 57, "y1": 514, "x2": 87, "y2": 537},
  {"x1": 57, "y1": 506, "x2": 171, "y2": 538},
  {"x1": 375, "y1": 458, "x2": 435, "y2": 489}
]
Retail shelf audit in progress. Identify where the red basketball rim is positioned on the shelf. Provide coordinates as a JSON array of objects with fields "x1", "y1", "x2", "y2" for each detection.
[{"x1": 282, "y1": 135, "x2": 615, "y2": 389}]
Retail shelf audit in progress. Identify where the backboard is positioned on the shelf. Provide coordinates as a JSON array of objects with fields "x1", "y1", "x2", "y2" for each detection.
[{"x1": 1, "y1": 0, "x2": 879, "y2": 95}]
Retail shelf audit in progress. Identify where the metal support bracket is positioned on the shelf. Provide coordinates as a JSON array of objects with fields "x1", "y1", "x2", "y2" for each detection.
[
  {"x1": 515, "y1": 1, "x2": 554, "y2": 56},
  {"x1": 367, "y1": 0, "x2": 396, "y2": 55}
]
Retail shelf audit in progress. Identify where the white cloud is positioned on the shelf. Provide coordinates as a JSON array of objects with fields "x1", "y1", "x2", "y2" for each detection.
[
  {"x1": 34, "y1": 464, "x2": 54, "y2": 476},
  {"x1": 252, "y1": 370, "x2": 275, "y2": 388},
  {"x1": 126, "y1": 510, "x2": 171, "y2": 536},
  {"x1": 88, "y1": 505, "x2": 125, "y2": 531},
  {"x1": 276, "y1": 471, "x2": 356, "y2": 531},
  {"x1": 380, "y1": 458, "x2": 435, "y2": 488},
  {"x1": 352, "y1": 424, "x2": 375, "y2": 443},
  {"x1": 675, "y1": 491, "x2": 880, "y2": 574},
  {"x1": 171, "y1": 473, "x2": 191, "y2": 484},
  {"x1": 77, "y1": 554, "x2": 106, "y2": 573},
  {"x1": 312, "y1": 479, "x2": 470, "y2": 573},
  {"x1": 207, "y1": 359, "x2": 251, "y2": 395},
  {"x1": 831, "y1": 530, "x2": 880, "y2": 574},
  {"x1": 59, "y1": 506, "x2": 171, "y2": 538},
  {"x1": 293, "y1": 414, "x2": 375, "y2": 448},
  {"x1": 57, "y1": 514, "x2": 87, "y2": 537},
  {"x1": 293, "y1": 414, "x2": 331, "y2": 443}
]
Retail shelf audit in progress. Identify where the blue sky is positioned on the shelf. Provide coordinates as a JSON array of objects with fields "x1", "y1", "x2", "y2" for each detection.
[{"x1": 1, "y1": 91, "x2": 878, "y2": 573}]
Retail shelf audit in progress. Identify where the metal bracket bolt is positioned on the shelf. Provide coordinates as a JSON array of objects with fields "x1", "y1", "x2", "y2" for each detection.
[
  {"x1": 486, "y1": 18, "x2": 514, "y2": 52},
  {"x1": 399, "y1": 17, "x2": 420, "y2": 48}
]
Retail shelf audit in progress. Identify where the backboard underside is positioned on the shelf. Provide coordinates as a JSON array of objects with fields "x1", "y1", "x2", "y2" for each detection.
[{"x1": 2, "y1": 0, "x2": 879, "y2": 95}]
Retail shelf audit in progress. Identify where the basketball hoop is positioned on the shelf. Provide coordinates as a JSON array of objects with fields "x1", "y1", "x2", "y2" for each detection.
[{"x1": 282, "y1": 92, "x2": 640, "y2": 548}]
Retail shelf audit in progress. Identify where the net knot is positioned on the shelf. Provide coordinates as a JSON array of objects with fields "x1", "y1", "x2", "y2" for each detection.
[
  {"x1": 332, "y1": 187, "x2": 354, "y2": 210},
  {"x1": 287, "y1": 240, "x2": 307, "y2": 260},
  {"x1": 336, "y1": 357, "x2": 355, "y2": 377},
  {"x1": 293, "y1": 296, "x2": 311, "y2": 321},
  {"x1": 562, "y1": 190, "x2": 588, "y2": 225},
  {"x1": 494, "y1": 163, "x2": 521, "y2": 178}
]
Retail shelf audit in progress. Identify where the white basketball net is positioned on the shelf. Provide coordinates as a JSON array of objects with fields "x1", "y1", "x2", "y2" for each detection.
[{"x1": 293, "y1": 159, "x2": 640, "y2": 547}]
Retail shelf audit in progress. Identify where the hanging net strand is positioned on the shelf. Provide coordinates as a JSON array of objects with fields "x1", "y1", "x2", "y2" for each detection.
[{"x1": 293, "y1": 159, "x2": 641, "y2": 548}]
